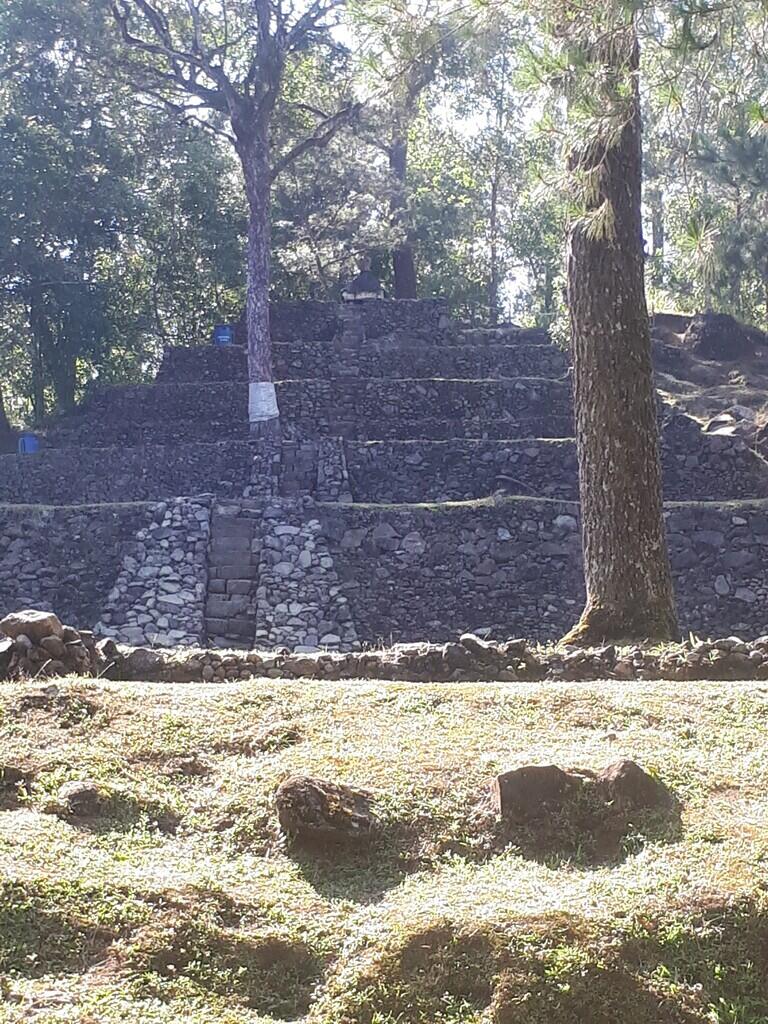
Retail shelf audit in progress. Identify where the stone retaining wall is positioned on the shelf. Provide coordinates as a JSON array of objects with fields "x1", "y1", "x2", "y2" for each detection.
[
  {"x1": 0, "y1": 503, "x2": 151, "y2": 629},
  {"x1": 4, "y1": 496, "x2": 768, "y2": 649},
  {"x1": 3, "y1": 414, "x2": 766, "y2": 507},
  {"x1": 346, "y1": 422, "x2": 768, "y2": 504},
  {"x1": 45, "y1": 379, "x2": 574, "y2": 448},
  {"x1": 96, "y1": 497, "x2": 211, "y2": 647},
  {"x1": 157, "y1": 340, "x2": 568, "y2": 384}
]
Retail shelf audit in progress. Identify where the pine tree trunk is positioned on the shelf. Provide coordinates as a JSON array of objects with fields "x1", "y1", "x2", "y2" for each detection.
[
  {"x1": 488, "y1": 163, "x2": 501, "y2": 325},
  {"x1": 28, "y1": 289, "x2": 47, "y2": 424},
  {"x1": 562, "y1": 27, "x2": 678, "y2": 646},
  {"x1": 0, "y1": 384, "x2": 11, "y2": 441},
  {"x1": 236, "y1": 125, "x2": 279, "y2": 438},
  {"x1": 649, "y1": 188, "x2": 665, "y2": 257},
  {"x1": 390, "y1": 132, "x2": 417, "y2": 300}
]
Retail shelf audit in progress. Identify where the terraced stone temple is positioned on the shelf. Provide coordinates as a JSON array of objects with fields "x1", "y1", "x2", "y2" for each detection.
[{"x1": 3, "y1": 298, "x2": 768, "y2": 648}]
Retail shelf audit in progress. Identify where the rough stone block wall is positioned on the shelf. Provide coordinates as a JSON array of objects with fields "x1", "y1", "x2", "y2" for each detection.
[
  {"x1": 320, "y1": 498, "x2": 768, "y2": 642},
  {"x1": 44, "y1": 378, "x2": 574, "y2": 448},
  {"x1": 0, "y1": 442, "x2": 255, "y2": 504},
  {"x1": 157, "y1": 339, "x2": 568, "y2": 384},
  {"x1": 345, "y1": 426, "x2": 768, "y2": 504},
  {"x1": 0, "y1": 503, "x2": 151, "y2": 629},
  {"x1": 3, "y1": 413, "x2": 766, "y2": 508},
  {"x1": 255, "y1": 500, "x2": 358, "y2": 651}
]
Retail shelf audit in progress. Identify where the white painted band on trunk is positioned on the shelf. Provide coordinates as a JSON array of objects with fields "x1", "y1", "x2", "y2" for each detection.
[{"x1": 249, "y1": 381, "x2": 279, "y2": 422}]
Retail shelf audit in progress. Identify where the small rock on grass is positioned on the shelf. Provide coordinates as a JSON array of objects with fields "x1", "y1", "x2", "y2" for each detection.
[
  {"x1": 493, "y1": 759, "x2": 671, "y2": 821},
  {"x1": 492, "y1": 764, "x2": 585, "y2": 821},
  {"x1": 56, "y1": 779, "x2": 107, "y2": 817}
]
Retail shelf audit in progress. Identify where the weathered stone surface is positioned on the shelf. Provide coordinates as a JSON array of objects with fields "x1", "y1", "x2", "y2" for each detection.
[
  {"x1": 57, "y1": 780, "x2": 107, "y2": 817},
  {"x1": 39, "y1": 635, "x2": 68, "y2": 660},
  {"x1": 595, "y1": 760, "x2": 671, "y2": 811},
  {"x1": 1, "y1": 610, "x2": 63, "y2": 643},
  {"x1": 684, "y1": 312, "x2": 754, "y2": 361},
  {"x1": 124, "y1": 647, "x2": 164, "y2": 680},
  {"x1": 275, "y1": 775, "x2": 377, "y2": 844},
  {"x1": 492, "y1": 765, "x2": 583, "y2": 820}
]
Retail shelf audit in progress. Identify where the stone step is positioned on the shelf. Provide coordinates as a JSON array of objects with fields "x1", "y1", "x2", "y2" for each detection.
[
  {"x1": 345, "y1": 421, "x2": 768, "y2": 503},
  {"x1": 157, "y1": 342, "x2": 568, "y2": 384},
  {"x1": 44, "y1": 378, "x2": 573, "y2": 447}
]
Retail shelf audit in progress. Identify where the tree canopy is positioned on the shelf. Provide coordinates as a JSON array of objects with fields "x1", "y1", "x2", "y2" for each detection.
[{"x1": 0, "y1": 0, "x2": 767, "y2": 421}]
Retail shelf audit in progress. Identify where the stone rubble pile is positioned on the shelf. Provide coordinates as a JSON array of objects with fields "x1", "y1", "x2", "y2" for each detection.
[
  {"x1": 256, "y1": 503, "x2": 359, "y2": 652},
  {"x1": 96, "y1": 497, "x2": 210, "y2": 648},
  {"x1": 0, "y1": 609, "x2": 105, "y2": 680}
]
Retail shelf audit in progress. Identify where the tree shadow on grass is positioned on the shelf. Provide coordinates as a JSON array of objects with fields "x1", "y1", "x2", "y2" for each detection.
[
  {"x1": 285, "y1": 829, "x2": 416, "y2": 905},
  {"x1": 0, "y1": 879, "x2": 135, "y2": 979},
  {"x1": 328, "y1": 902, "x2": 768, "y2": 1024},
  {"x1": 127, "y1": 905, "x2": 325, "y2": 1020},
  {"x1": 59, "y1": 791, "x2": 180, "y2": 837}
]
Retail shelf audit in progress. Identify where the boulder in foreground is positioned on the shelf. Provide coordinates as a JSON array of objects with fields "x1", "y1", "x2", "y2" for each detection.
[
  {"x1": 0, "y1": 610, "x2": 63, "y2": 643},
  {"x1": 596, "y1": 758, "x2": 671, "y2": 811}
]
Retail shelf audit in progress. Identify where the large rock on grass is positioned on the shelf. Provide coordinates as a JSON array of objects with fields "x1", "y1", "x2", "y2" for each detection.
[
  {"x1": 57, "y1": 779, "x2": 108, "y2": 817},
  {"x1": 275, "y1": 775, "x2": 377, "y2": 844},
  {"x1": 683, "y1": 312, "x2": 754, "y2": 361},
  {"x1": 0, "y1": 610, "x2": 63, "y2": 643},
  {"x1": 595, "y1": 759, "x2": 671, "y2": 811},
  {"x1": 492, "y1": 765, "x2": 584, "y2": 821}
]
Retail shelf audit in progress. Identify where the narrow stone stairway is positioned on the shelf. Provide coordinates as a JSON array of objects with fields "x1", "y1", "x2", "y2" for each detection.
[{"x1": 204, "y1": 505, "x2": 259, "y2": 648}]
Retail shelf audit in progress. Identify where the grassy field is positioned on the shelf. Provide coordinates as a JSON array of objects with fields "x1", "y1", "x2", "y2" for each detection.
[{"x1": 0, "y1": 676, "x2": 767, "y2": 1023}]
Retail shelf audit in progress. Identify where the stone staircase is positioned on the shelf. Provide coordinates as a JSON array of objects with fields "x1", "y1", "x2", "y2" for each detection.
[{"x1": 204, "y1": 505, "x2": 259, "y2": 648}]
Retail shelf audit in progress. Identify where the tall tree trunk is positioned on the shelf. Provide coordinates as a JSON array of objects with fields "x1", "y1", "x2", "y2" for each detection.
[
  {"x1": 236, "y1": 124, "x2": 279, "y2": 438},
  {"x1": 50, "y1": 349, "x2": 77, "y2": 413},
  {"x1": 0, "y1": 384, "x2": 12, "y2": 449},
  {"x1": 28, "y1": 289, "x2": 48, "y2": 424},
  {"x1": 543, "y1": 268, "x2": 555, "y2": 321},
  {"x1": 488, "y1": 161, "x2": 501, "y2": 326},
  {"x1": 390, "y1": 131, "x2": 417, "y2": 300},
  {"x1": 648, "y1": 188, "x2": 665, "y2": 257},
  {"x1": 562, "y1": 25, "x2": 678, "y2": 646}
]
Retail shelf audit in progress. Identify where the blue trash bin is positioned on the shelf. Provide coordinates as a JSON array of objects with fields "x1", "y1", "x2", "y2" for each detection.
[
  {"x1": 213, "y1": 324, "x2": 234, "y2": 346},
  {"x1": 18, "y1": 433, "x2": 39, "y2": 454}
]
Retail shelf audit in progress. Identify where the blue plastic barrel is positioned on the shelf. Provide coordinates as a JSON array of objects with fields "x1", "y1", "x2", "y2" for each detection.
[
  {"x1": 212, "y1": 324, "x2": 234, "y2": 346},
  {"x1": 18, "y1": 433, "x2": 39, "y2": 454}
]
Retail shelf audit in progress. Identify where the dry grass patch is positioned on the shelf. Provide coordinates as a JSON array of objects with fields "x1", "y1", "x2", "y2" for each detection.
[{"x1": 0, "y1": 677, "x2": 767, "y2": 1022}]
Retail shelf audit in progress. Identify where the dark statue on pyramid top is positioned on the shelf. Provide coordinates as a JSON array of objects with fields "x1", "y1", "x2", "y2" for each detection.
[{"x1": 342, "y1": 258, "x2": 386, "y2": 302}]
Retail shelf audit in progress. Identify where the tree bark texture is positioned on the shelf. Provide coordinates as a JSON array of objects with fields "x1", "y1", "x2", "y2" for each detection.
[
  {"x1": 563, "y1": 28, "x2": 678, "y2": 646},
  {"x1": 488, "y1": 161, "x2": 501, "y2": 325},
  {"x1": 28, "y1": 289, "x2": 48, "y2": 424},
  {"x1": 390, "y1": 132, "x2": 418, "y2": 300},
  {"x1": 236, "y1": 125, "x2": 280, "y2": 437},
  {"x1": 0, "y1": 385, "x2": 11, "y2": 443}
]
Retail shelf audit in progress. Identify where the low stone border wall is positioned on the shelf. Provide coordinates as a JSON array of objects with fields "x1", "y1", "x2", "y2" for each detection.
[{"x1": 103, "y1": 632, "x2": 768, "y2": 685}]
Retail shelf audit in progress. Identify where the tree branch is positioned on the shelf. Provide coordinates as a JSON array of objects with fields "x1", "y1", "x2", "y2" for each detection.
[{"x1": 271, "y1": 102, "x2": 361, "y2": 181}]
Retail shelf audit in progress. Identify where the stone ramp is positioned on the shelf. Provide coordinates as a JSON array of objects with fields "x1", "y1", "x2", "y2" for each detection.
[
  {"x1": 204, "y1": 506, "x2": 258, "y2": 648},
  {"x1": 205, "y1": 501, "x2": 357, "y2": 651}
]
